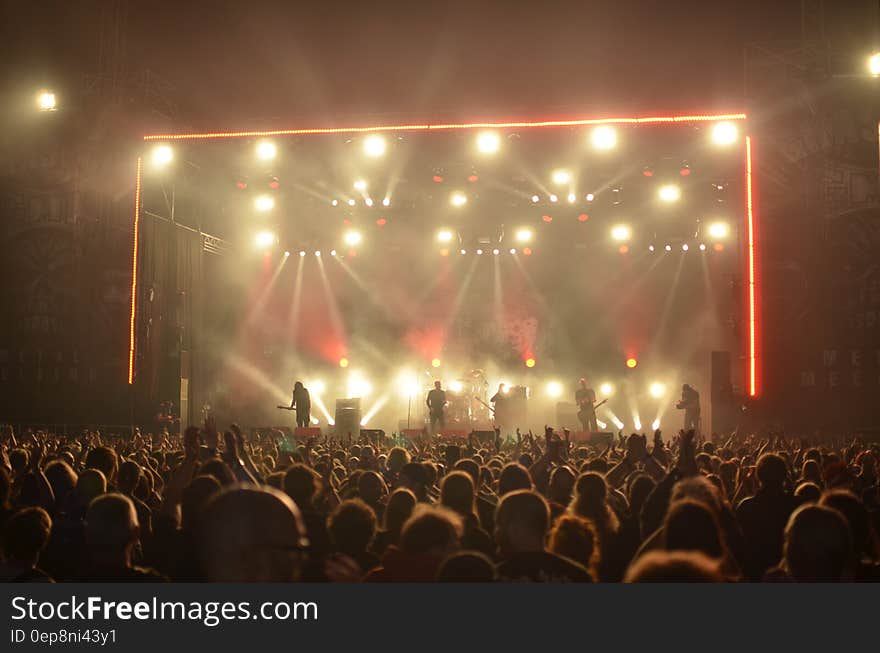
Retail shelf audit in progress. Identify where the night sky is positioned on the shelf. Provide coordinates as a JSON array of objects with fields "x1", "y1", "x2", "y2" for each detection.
[{"x1": 5, "y1": 1, "x2": 873, "y2": 128}]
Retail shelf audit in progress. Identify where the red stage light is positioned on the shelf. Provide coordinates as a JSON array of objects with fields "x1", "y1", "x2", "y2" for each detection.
[
  {"x1": 440, "y1": 248, "x2": 449, "y2": 257},
  {"x1": 680, "y1": 167, "x2": 691, "y2": 176},
  {"x1": 542, "y1": 215, "x2": 552, "y2": 223},
  {"x1": 618, "y1": 245, "x2": 629, "y2": 254},
  {"x1": 376, "y1": 218, "x2": 387, "y2": 226},
  {"x1": 433, "y1": 175, "x2": 444, "y2": 183},
  {"x1": 128, "y1": 157, "x2": 142, "y2": 385},
  {"x1": 525, "y1": 357, "x2": 536, "y2": 368},
  {"x1": 467, "y1": 174, "x2": 479, "y2": 183},
  {"x1": 343, "y1": 219, "x2": 352, "y2": 226},
  {"x1": 714, "y1": 242, "x2": 724, "y2": 252},
  {"x1": 578, "y1": 213, "x2": 589, "y2": 222},
  {"x1": 269, "y1": 179, "x2": 280, "y2": 189},
  {"x1": 236, "y1": 180, "x2": 248, "y2": 190},
  {"x1": 523, "y1": 247, "x2": 532, "y2": 256},
  {"x1": 626, "y1": 357, "x2": 638, "y2": 369},
  {"x1": 746, "y1": 136, "x2": 758, "y2": 397},
  {"x1": 642, "y1": 168, "x2": 654, "y2": 177},
  {"x1": 348, "y1": 250, "x2": 357, "y2": 258},
  {"x1": 339, "y1": 357, "x2": 349, "y2": 368}
]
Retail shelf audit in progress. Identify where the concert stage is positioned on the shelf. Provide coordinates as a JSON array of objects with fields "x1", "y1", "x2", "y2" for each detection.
[{"x1": 128, "y1": 112, "x2": 759, "y2": 436}]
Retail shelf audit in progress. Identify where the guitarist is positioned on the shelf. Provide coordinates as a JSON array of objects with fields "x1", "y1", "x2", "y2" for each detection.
[
  {"x1": 575, "y1": 378, "x2": 599, "y2": 432},
  {"x1": 289, "y1": 381, "x2": 312, "y2": 428},
  {"x1": 426, "y1": 380, "x2": 447, "y2": 435}
]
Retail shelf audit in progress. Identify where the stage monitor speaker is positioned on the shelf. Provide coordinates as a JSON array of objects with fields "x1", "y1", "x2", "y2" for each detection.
[{"x1": 334, "y1": 398, "x2": 361, "y2": 439}]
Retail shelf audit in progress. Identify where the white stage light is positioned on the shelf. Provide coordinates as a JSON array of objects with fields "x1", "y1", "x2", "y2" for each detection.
[
  {"x1": 546, "y1": 381, "x2": 564, "y2": 398},
  {"x1": 711, "y1": 121, "x2": 738, "y2": 146},
  {"x1": 330, "y1": 249, "x2": 337, "y2": 256},
  {"x1": 450, "y1": 192, "x2": 468, "y2": 207},
  {"x1": 353, "y1": 179, "x2": 368, "y2": 191},
  {"x1": 254, "y1": 230, "x2": 276, "y2": 248},
  {"x1": 552, "y1": 169, "x2": 571, "y2": 185},
  {"x1": 531, "y1": 195, "x2": 540, "y2": 203},
  {"x1": 256, "y1": 140, "x2": 277, "y2": 160},
  {"x1": 870, "y1": 53, "x2": 880, "y2": 76},
  {"x1": 599, "y1": 382, "x2": 614, "y2": 397},
  {"x1": 365, "y1": 198, "x2": 374, "y2": 207},
  {"x1": 699, "y1": 243, "x2": 707, "y2": 251},
  {"x1": 283, "y1": 250, "x2": 290, "y2": 257},
  {"x1": 254, "y1": 195, "x2": 275, "y2": 212},
  {"x1": 347, "y1": 199, "x2": 356, "y2": 206},
  {"x1": 309, "y1": 380, "x2": 326, "y2": 395},
  {"x1": 151, "y1": 145, "x2": 173, "y2": 167},
  {"x1": 331, "y1": 199, "x2": 339, "y2": 207},
  {"x1": 549, "y1": 194, "x2": 558, "y2": 203},
  {"x1": 460, "y1": 249, "x2": 467, "y2": 255},
  {"x1": 665, "y1": 244, "x2": 672, "y2": 251},
  {"x1": 585, "y1": 193, "x2": 595, "y2": 202},
  {"x1": 37, "y1": 90, "x2": 57, "y2": 111},
  {"x1": 449, "y1": 380, "x2": 464, "y2": 393},
  {"x1": 344, "y1": 230, "x2": 363, "y2": 246},
  {"x1": 682, "y1": 243, "x2": 689, "y2": 251},
  {"x1": 477, "y1": 131, "x2": 501, "y2": 154},
  {"x1": 299, "y1": 250, "x2": 306, "y2": 257},
  {"x1": 652, "y1": 418, "x2": 661, "y2": 430},
  {"x1": 591, "y1": 125, "x2": 617, "y2": 150},
  {"x1": 476, "y1": 249, "x2": 483, "y2": 255},
  {"x1": 382, "y1": 197, "x2": 391, "y2": 207},
  {"x1": 397, "y1": 371, "x2": 420, "y2": 398},
  {"x1": 509, "y1": 248, "x2": 516, "y2": 254},
  {"x1": 649, "y1": 245, "x2": 655, "y2": 252},
  {"x1": 515, "y1": 228, "x2": 533, "y2": 243},
  {"x1": 611, "y1": 224, "x2": 632, "y2": 242},
  {"x1": 437, "y1": 229, "x2": 454, "y2": 243},
  {"x1": 658, "y1": 184, "x2": 681, "y2": 202},
  {"x1": 363, "y1": 135, "x2": 386, "y2": 157},
  {"x1": 649, "y1": 382, "x2": 666, "y2": 398},
  {"x1": 708, "y1": 221, "x2": 730, "y2": 239},
  {"x1": 492, "y1": 248, "x2": 500, "y2": 255},
  {"x1": 567, "y1": 193, "x2": 576, "y2": 203},
  {"x1": 347, "y1": 373, "x2": 372, "y2": 399}
]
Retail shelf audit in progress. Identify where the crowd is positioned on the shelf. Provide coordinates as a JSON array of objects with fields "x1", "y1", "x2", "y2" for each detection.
[{"x1": 0, "y1": 420, "x2": 878, "y2": 583}]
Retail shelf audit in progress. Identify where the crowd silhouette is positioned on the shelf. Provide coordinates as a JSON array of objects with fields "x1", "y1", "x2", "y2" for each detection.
[{"x1": 0, "y1": 421, "x2": 877, "y2": 582}]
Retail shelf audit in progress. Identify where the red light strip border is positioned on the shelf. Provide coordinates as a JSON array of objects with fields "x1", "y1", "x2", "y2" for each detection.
[
  {"x1": 745, "y1": 136, "x2": 758, "y2": 397},
  {"x1": 128, "y1": 157, "x2": 142, "y2": 385},
  {"x1": 142, "y1": 112, "x2": 747, "y2": 141}
]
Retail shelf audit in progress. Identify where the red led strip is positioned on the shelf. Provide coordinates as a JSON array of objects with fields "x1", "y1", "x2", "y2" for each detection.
[
  {"x1": 128, "y1": 157, "x2": 142, "y2": 385},
  {"x1": 142, "y1": 113, "x2": 747, "y2": 141},
  {"x1": 746, "y1": 136, "x2": 758, "y2": 397}
]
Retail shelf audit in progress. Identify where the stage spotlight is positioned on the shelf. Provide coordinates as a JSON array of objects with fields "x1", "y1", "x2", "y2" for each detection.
[
  {"x1": 347, "y1": 199, "x2": 356, "y2": 207},
  {"x1": 585, "y1": 193, "x2": 595, "y2": 202},
  {"x1": 347, "y1": 373, "x2": 372, "y2": 399},
  {"x1": 665, "y1": 244, "x2": 672, "y2": 252},
  {"x1": 254, "y1": 230, "x2": 277, "y2": 248},
  {"x1": 531, "y1": 195, "x2": 540, "y2": 203},
  {"x1": 450, "y1": 192, "x2": 468, "y2": 207},
  {"x1": 331, "y1": 199, "x2": 339, "y2": 207},
  {"x1": 310, "y1": 380, "x2": 326, "y2": 395},
  {"x1": 682, "y1": 243, "x2": 689, "y2": 251},
  {"x1": 150, "y1": 145, "x2": 173, "y2": 167},
  {"x1": 476, "y1": 249, "x2": 483, "y2": 255},
  {"x1": 552, "y1": 169, "x2": 571, "y2": 185},
  {"x1": 493, "y1": 248, "x2": 500, "y2": 255},
  {"x1": 707, "y1": 221, "x2": 730, "y2": 239},
  {"x1": 339, "y1": 357, "x2": 349, "y2": 368},
  {"x1": 515, "y1": 228, "x2": 533, "y2": 243},
  {"x1": 649, "y1": 382, "x2": 666, "y2": 398},
  {"x1": 315, "y1": 250, "x2": 322, "y2": 257},
  {"x1": 353, "y1": 179, "x2": 367, "y2": 191},
  {"x1": 500, "y1": 383, "x2": 511, "y2": 395},
  {"x1": 256, "y1": 140, "x2": 277, "y2": 160},
  {"x1": 477, "y1": 131, "x2": 501, "y2": 154},
  {"x1": 578, "y1": 213, "x2": 589, "y2": 222},
  {"x1": 567, "y1": 193, "x2": 577, "y2": 203},
  {"x1": 549, "y1": 194, "x2": 558, "y2": 203},
  {"x1": 610, "y1": 224, "x2": 632, "y2": 242},
  {"x1": 449, "y1": 380, "x2": 464, "y2": 393},
  {"x1": 651, "y1": 418, "x2": 661, "y2": 430},
  {"x1": 599, "y1": 382, "x2": 614, "y2": 397},
  {"x1": 618, "y1": 245, "x2": 629, "y2": 255},
  {"x1": 382, "y1": 197, "x2": 391, "y2": 207},
  {"x1": 546, "y1": 381, "x2": 563, "y2": 398},
  {"x1": 283, "y1": 250, "x2": 290, "y2": 257},
  {"x1": 711, "y1": 121, "x2": 738, "y2": 145},
  {"x1": 509, "y1": 248, "x2": 516, "y2": 254},
  {"x1": 626, "y1": 357, "x2": 638, "y2": 369},
  {"x1": 254, "y1": 195, "x2": 275, "y2": 212},
  {"x1": 364, "y1": 198, "x2": 374, "y2": 207},
  {"x1": 870, "y1": 53, "x2": 880, "y2": 76},
  {"x1": 431, "y1": 358, "x2": 441, "y2": 368},
  {"x1": 522, "y1": 247, "x2": 532, "y2": 256},
  {"x1": 397, "y1": 372, "x2": 420, "y2": 398},
  {"x1": 591, "y1": 125, "x2": 617, "y2": 150},
  {"x1": 344, "y1": 230, "x2": 363, "y2": 246},
  {"x1": 648, "y1": 245, "x2": 655, "y2": 252},
  {"x1": 658, "y1": 184, "x2": 681, "y2": 202},
  {"x1": 437, "y1": 229, "x2": 454, "y2": 243},
  {"x1": 299, "y1": 250, "x2": 306, "y2": 257},
  {"x1": 330, "y1": 249, "x2": 337, "y2": 256},
  {"x1": 525, "y1": 357, "x2": 536, "y2": 368},
  {"x1": 363, "y1": 134, "x2": 386, "y2": 157},
  {"x1": 460, "y1": 249, "x2": 467, "y2": 255},
  {"x1": 36, "y1": 90, "x2": 57, "y2": 111},
  {"x1": 699, "y1": 243, "x2": 707, "y2": 251}
]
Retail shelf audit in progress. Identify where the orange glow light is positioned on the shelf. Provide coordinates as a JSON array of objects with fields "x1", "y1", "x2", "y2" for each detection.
[
  {"x1": 626, "y1": 358, "x2": 638, "y2": 369},
  {"x1": 746, "y1": 136, "x2": 758, "y2": 397},
  {"x1": 525, "y1": 357, "x2": 536, "y2": 368},
  {"x1": 128, "y1": 157, "x2": 142, "y2": 385}
]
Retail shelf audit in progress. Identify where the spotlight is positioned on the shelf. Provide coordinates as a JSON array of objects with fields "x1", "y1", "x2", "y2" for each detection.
[
  {"x1": 626, "y1": 357, "x2": 638, "y2": 369},
  {"x1": 397, "y1": 371, "x2": 420, "y2": 398},
  {"x1": 364, "y1": 198, "x2": 374, "y2": 207},
  {"x1": 256, "y1": 140, "x2": 277, "y2": 160},
  {"x1": 331, "y1": 199, "x2": 339, "y2": 207},
  {"x1": 476, "y1": 249, "x2": 483, "y2": 255},
  {"x1": 353, "y1": 179, "x2": 367, "y2": 191},
  {"x1": 651, "y1": 418, "x2": 661, "y2": 430},
  {"x1": 339, "y1": 357, "x2": 349, "y2": 368},
  {"x1": 870, "y1": 52, "x2": 880, "y2": 76},
  {"x1": 711, "y1": 121, "x2": 738, "y2": 146},
  {"x1": 344, "y1": 230, "x2": 363, "y2": 246},
  {"x1": 542, "y1": 215, "x2": 553, "y2": 223},
  {"x1": 515, "y1": 228, "x2": 533, "y2": 243},
  {"x1": 648, "y1": 245, "x2": 655, "y2": 252},
  {"x1": 665, "y1": 244, "x2": 672, "y2": 252},
  {"x1": 699, "y1": 243, "x2": 707, "y2": 251},
  {"x1": 309, "y1": 380, "x2": 326, "y2": 395},
  {"x1": 531, "y1": 195, "x2": 540, "y2": 203},
  {"x1": 437, "y1": 229, "x2": 454, "y2": 243},
  {"x1": 315, "y1": 251, "x2": 322, "y2": 257},
  {"x1": 254, "y1": 195, "x2": 275, "y2": 212},
  {"x1": 567, "y1": 193, "x2": 576, "y2": 203},
  {"x1": 501, "y1": 384, "x2": 511, "y2": 395},
  {"x1": 150, "y1": 145, "x2": 173, "y2": 167},
  {"x1": 611, "y1": 224, "x2": 632, "y2": 242},
  {"x1": 460, "y1": 249, "x2": 467, "y2": 255},
  {"x1": 382, "y1": 197, "x2": 391, "y2": 207},
  {"x1": 493, "y1": 248, "x2": 500, "y2": 255},
  {"x1": 585, "y1": 193, "x2": 595, "y2": 202},
  {"x1": 658, "y1": 184, "x2": 681, "y2": 202},
  {"x1": 546, "y1": 381, "x2": 563, "y2": 398},
  {"x1": 707, "y1": 221, "x2": 730, "y2": 239},
  {"x1": 347, "y1": 199, "x2": 356, "y2": 206},
  {"x1": 330, "y1": 249, "x2": 337, "y2": 256},
  {"x1": 431, "y1": 358, "x2": 441, "y2": 368},
  {"x1": 552, "y1": 169, "x2": 571, "y2": 185},
  {"x1": 522, "y1": 247, "x2": 532, "y2": 256},
  {"x1": 509, "y1": 248, "x2": 516, "y2": 254},
  {"x1": 549, "y1": 194, "x2": 558, "y2": 203},
  {"x1": 363, "y1": 134, "x2": 387, "y2": 157},
  {"x1": 36, "y1": 90, "x2": 57, "y2": 111},
  {"x1": 578, "y1": 213, "x2": 589, "y2": 222},
  {"x1": 449, "y1": 380, "x2": 464, "y2": 393},
  {"x1": 642, "y1": 167, "x2": 654, "y2": 177},
  {"x1": 649, "y1": 382, "x2": 666, "y2": 398},
  {"x1": 599, "y1": 382, "x2": 614, "y2": 397},
  {"x1": 283, "y1": 250, "x2": 290, "y2": 257},
  {"x1": 682, "y1": 243, "x2": 689, "y2": 251},
  {"x1": 525, "y1": 357, "x2": 536, "y2": 368},
  {"x1": 476, "y1": 131, "x2": 501, "y2": 154},
  {"x1": 591, "y1": 125, "x2": 617, "y2": 150},
  {"x1": 450, "y1": 192, "x2": 468, "y2": 207},
  {"x1": 254, "y1": 230, "x2": 277, "y2": 248},
  {"x1": 618, "y1": 245, "x2": 629, "y2": 255},
  {"x1": 347, "y1": 373, "x2": 372, "y2": 399}
]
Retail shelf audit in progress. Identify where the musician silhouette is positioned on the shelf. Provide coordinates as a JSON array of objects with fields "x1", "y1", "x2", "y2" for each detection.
[
  {"x1": 426, "y1": 380, "x2": 447, "y2": 435},
  {"x1": 575, "y1": 378, "x2": 598, "y2": 432},
  {"x1": 677, "y1": 384, "x2": 701, "y2": 433},
  {"x1": 290, "y1": 381, "x2": 311, "y2": 428}
]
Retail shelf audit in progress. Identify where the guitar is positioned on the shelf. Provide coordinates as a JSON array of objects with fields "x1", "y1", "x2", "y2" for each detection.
[
  {"x1": 577, "y1": 398, "x2": 608, "y2": 417},
  {"x1": 474, "y1": 396, "x2": 496, "y2": 415},
  {"x1": 277, "y1": 405, "x2": 295, "y2": 411}
]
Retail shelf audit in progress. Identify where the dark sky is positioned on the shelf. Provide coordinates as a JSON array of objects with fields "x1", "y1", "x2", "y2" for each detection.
[{"x1": 2, "y1": 0, "x2": 876, "y2": 128}]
